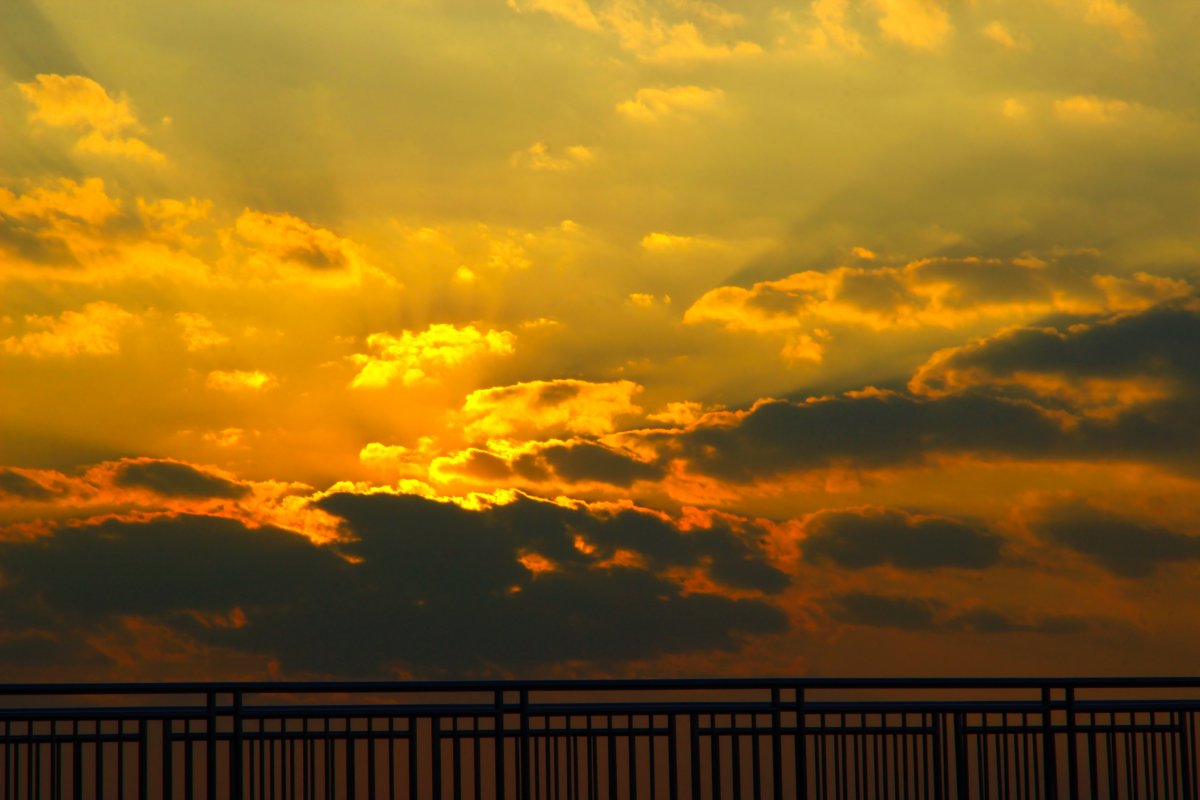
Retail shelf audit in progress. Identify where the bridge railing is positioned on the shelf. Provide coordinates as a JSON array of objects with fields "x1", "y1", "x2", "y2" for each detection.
[{"x1": 1, "y1": 678, "x2": 1198, "y2": 799}]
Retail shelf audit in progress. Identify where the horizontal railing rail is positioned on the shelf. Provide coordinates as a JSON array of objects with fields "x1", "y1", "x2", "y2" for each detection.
[{"x1": 1, "y1": 678, "x2": 1198, "y2": 799}]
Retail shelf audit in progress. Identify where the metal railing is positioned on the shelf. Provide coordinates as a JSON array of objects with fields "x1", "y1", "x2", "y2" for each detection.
[{"x1": 1, "y1": 678, "x2": 1198, "y2": 798}]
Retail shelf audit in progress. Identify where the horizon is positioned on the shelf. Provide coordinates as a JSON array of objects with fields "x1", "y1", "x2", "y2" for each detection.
[{"x1": 2, "y1": 0, "x2": 1200, "y2": 683}]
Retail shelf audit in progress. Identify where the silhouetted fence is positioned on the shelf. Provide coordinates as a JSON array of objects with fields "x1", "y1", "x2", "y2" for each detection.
[{"x1": 2, "y1": 678, "x2": 1198, "y2": 798}]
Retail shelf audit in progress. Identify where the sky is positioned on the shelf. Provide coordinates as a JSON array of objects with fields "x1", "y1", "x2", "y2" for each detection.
[{"x1": 1, "y1": 0, "x2": 1199, "y2": 681}]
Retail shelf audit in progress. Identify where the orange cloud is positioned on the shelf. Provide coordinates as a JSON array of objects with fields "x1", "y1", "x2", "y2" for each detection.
[
  {"x1": 874, "y1": 0, "x2": 951, "y2": 50},
  {"x1": 511, "y1": 142, "x2": 595, "y2": 170},
  {"x1": 17, "y1": 74, "x2": 165, "y2": 162},
  {"x1": 2, "y1": 302, "x2": 137, "y2": 357},
  {"x1": 206, "y1": 370, "x2": 276, "y2": 392},
  {"x1": 349, "y1": 323, "x2": 516, "y2": 389},
  {"x1": 684, "y1": 258, "x2": 1191, "y2": 357},
  {"x1": 459, "y1": 379, "x2": 643, "y2": 440}
]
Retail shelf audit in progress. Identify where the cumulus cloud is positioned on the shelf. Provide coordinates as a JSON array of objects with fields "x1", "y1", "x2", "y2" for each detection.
[
  {"x1": 616, "y1": 85, "x2": 724, "y2": 121},
  {"x1": 827, "y1": 592, "x2": 1087, "y2": 633},
  {"x1": 206, "y1": 370, "x2": 276, "y2": 392},
  {"x1": 349, "y1": 324, "x2": 516, "y2": 389},
  {"x1": 803, "y1": 507, "x2": 1004, "y2": 570},
  {"x1": 873, "y1": 0, "x2": 951, "y2": 50},
  {"x1": 2, "y1": 302, "x2": 137, "y2": 357},
  {"x1": 0, "y1": 489, "x2": 788, "y2": 676},
  {"x1": 1054, "y1": 95, "x2": 1135, "y2": 124},
  {"x1": 111, "y1": 458, "x2": 250, "y2": 500},
  {"x1": 174, "y1": 312, "x2": 229, "y2": 351},
  {"x1": 511, "y1": 142, "x2": 595, "y2": 170},
  {"x1": 632, "y1": 298, "x2": 1200, "y2": 482},
  {"x1": 433, "y1": 438, "x2": 664, "y2": 489},
  {"x1": 1031, "y1": 499, "x2": 1200, "y2": 578},
  {"x1": 458, "y1": 379, "x2": 642, "y2": 440},
  {"x1": 17, "y1": 74, "x2": 165, "y2": 162},
  {"x1": 684, "y1": 258, "x2": 1190, "y2": 359}
]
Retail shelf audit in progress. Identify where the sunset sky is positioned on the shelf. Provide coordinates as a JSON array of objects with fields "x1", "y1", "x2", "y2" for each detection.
[{"x1": 2, "y1": 0, "x2": 1199, "y2": 680}]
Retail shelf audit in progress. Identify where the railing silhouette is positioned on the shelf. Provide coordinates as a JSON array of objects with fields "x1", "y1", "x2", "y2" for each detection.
[{"x1": 1, "y1": 678, "x2": 1198, "y2": 798}]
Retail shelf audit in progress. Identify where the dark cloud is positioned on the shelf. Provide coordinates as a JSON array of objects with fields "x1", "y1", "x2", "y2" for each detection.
[
  {"x1": 0, "y1": 0, "x2": 87, "y2": 78},
  {"x1": 0, "y1": 493, "x2": 788, "y2": 676},
  {"x1": 112, "y1": 459, "x2": 250, "y2": 499},
  {"x1": 451, "y1": 441, "x2": 664, "y2": 488},
  {"x1": 0, "y1": 468, "x2": 54, "y2": 500},
  {"x1": 828, "y1": 592, "x2": 1089, "y2": 634},
  {"x1": 640, "y1": 300, "x2": 1200, "y2": 482},
  {"x1": 803, "y1": 509, "x2": 1004, "y2": 570},
  {"x1": 1031, "y1": 500, "x2": 1200, "y2": 578},
  {"x1": 829, "y1": 592, "x2": 943, "y2": 630},
  {"x1": 915, "y1": 302, "x2": 1200, "y2": 390},
  {"x1": 535, "y1": 442, "x2": 664, "y2": 487}
]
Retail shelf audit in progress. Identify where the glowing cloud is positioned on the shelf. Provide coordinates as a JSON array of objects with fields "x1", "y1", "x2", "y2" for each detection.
[
  {"x1": 206, "y1": 370, "x2": 276, "y2": 392},
  {"x1": 17, "y1": 74, "x2": 166, "y2": 162},
  {"x1": 2, "y1": 302, "x2": 137, "y2": 357},
  {"x1": 874, "y1": 0, "x2": 951, "y2": 50},
  {"x1": 459, "y1": 379, "x2": 643, "y2": 440},
  {"x1": 616, "y1": 86, "x2": 724, "y2": 121},
  {"x1": 349, "y1": 324, "x2": 516, "y2": 389}
]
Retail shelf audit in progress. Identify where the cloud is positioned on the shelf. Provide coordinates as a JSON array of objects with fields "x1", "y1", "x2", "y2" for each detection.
[
  {"x1": 0, "y1": 469, "x2": 54, "y2": 501},
  {"x1": 111, "y1": 458, "x2": 250, "y2": 500},
  {"x1": 506, "y1": 0, "x2": 601, "y2": 30},
  {"x1": 432, "y1": 438, "x2": 664, "y2": 489},
  {"x1": 0, "y1": 491, "x2": 788, "y2": 675},
  {"x1": 1054, "y1": 95, "x2": 1134, "y2": 124},
  {"x1": 982, "y1": 21, "x2": 1026, "y2": 49},
  {"x1": 873, "y1": 0, "x2": 951, "y2": 50},
  {"x1": 174, "y1": 312, "x2": 229, "y2": 351},
  {"x1": 615, "y1": 85, "x2": 724, "y2": 121},
  {"x1": 349, "y1": 324, "x2": 516, "y2": 389},
  {"x1": 1082, "y1": 0, "x2": 1146, "y2": 43},
  {"x1": 1031, "y1": 500, "x2": 1200, "y2": 578},
  {"x1": 17, "y1": 74, "x2": 165, "y2": 162},
  {"x1": 909, "y1": 299, "x2": 1200, "y2": 418},
  {"x1": 2, "y1": 301, "x2": 137, "y2": 357},
  {"x1": 511, "y1": 142, "x2": 595, "y2": 171},
  {"x1": 683, "y1": 258, "x2": 1191, "y2": 357},
  {"x1": 234, "y1": 210, "x2": 354, "y2": 270},
  {"x1": 638, "y1": 298, "x2": 1200, "y2": 484},
  {"x1": 803, "y1": 507, "x2": 1004, "y2": 570},
  {"x1": 0, "y1": 177, "x2": 121, "y2": 228},
  {"x1": 206, "y1": 370, "x2": 276, "y2": 392},
  {"x1": 827, "y1": 592, "x2": 1088, "y2": 633},
  {"x1": 459, "y1": 379, "x2": 642, "y2": 440},
  {"x1": 806, "y1": 0, "x2": 867, "y2": 55}
]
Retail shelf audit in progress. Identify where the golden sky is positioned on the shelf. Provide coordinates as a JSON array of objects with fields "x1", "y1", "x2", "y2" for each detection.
[{"x1": 2, "y1": 0, "x2": 1199, "y2": 680}]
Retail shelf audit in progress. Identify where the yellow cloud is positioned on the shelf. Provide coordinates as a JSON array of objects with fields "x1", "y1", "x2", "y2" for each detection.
[
  {"x1": 506, "y1": 0, "x2": 601, "y2": 30},
  {"x1": 511, "y1": 142, "x2": 595, "y2": 171},
  {"x1": 0, "y1": 177, "x2": 121, "y2": 227},
  {"x1": 982, "y1": 21, "x2": 1027, "y2": 49},
  {"x1": 349, "y1": 323, "x2": 516, "y2": 389},
  {"x1": 1054, "y1": 95, "x2": 1133, "y2": 123},
  {"x1": 1083, "y1": 0, "x2": 1146, "y2": 42},
  {"x1": 206, "y1": 370, "x2": 276, "y2": 392},
  {"x1": 874, "y1": 0, "x2": 951, "y2": 50},
  {"x1": 17, "y1": 74, "x2": 166, "y2": 162},
  {"x1": 2, "y1": 302, "x2": 137, "y2": 357},
  {"x1": 616, "y1": 85, "x2": 724, "y2": 121},
  {"x1": 807, "y1": 0, "x2": 867, "y2": 55},
  {"x1": 459, "y1": 378, "x2": 643, "y2": 440},
  {"x1": 234, "y1": 210, "x2": 354, "y2": 270},
  {"x1": 175, "y1": 312, "x2": 229, "y2": 351},
  {"x1": 138, "y1": 197, "x2": 212, "y2": 246},
  {"x1": 684, "y1": 258, "x2": 1191, "y2": 357}
]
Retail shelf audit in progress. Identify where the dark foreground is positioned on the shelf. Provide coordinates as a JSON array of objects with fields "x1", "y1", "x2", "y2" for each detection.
[{"x1": 2, "y1": 677, "x2": 1198, "y2": 799}]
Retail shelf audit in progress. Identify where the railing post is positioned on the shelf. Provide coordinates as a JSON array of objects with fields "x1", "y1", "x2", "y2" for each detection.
[
  {"x1": 796, "y1": 684, "x2": 808, "y2": 800},
  {"x1": 771, "y1": 686, "x2": 783, "y2": 800},
  {"x1": 206, "y1": 690, "x2": 218, "y2": 800},
  {"x1": 520, "y1": 689, "x2": 531, "y2": 800},
  {"x1": 954, "y1": 712, "x2": 968, "y2": 800},
  {"x1": 1041, "y1": 686, "x2": 1058, "y2": 800},
  {"x1": 495, "y1": 689, "x2": 507, "y2": 799},
  {"x1": 1065, "y1": 686, "x2": 1078, "y2": 800},
  {"x1": 230, "y1": 690, "x2": 244, "y2": 800}
]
